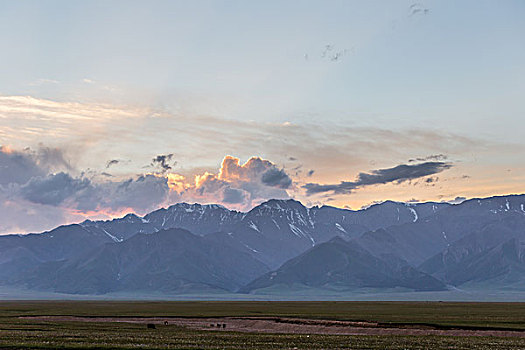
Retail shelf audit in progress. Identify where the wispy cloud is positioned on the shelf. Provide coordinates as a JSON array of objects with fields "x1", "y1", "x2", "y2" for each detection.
[
  {"x1": 28, "y1": 78, "x2": 60, "y2": 86},
  {"x1": 0, "y1": 95, "x2": 484, "y2": 171},
  {"x1": 408, "y1": 154, "x2": 447, "y2": 163}
]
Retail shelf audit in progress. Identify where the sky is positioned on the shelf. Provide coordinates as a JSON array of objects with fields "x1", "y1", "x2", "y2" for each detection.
[{"x1": 0, "y1": 0, "x2": 524, "y2": 234}]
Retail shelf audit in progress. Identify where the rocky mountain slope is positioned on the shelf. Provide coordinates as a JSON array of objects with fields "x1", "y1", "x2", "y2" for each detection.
[{"x1": 1, "y1": 194, "x2": 524, "y2": 295}]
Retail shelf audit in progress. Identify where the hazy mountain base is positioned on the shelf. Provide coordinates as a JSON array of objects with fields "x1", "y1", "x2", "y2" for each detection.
[{"x1": 2, "y1": 285, "x2": 525, "y2": 302}]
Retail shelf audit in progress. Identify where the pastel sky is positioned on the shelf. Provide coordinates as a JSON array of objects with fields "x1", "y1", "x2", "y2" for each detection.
[{"x1": 0, "y1": 0, "x2": 524, "y2": 234}]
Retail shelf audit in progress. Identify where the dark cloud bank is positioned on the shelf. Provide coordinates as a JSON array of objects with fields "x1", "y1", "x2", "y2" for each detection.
[
  {"x1": 304, "y1": 161, "x2": 452, "y2": 195},
  {"x1": 1, "y1": 144, "x2": 455, "y2": 234},
  {"x1": 0, "y1": 147, "x2": 296, "y2": 233}
]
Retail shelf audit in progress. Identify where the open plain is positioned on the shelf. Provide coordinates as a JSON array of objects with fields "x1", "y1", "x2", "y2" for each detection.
[{"x1": 1, "y1": 301, "x2": 525, "y2": 349}]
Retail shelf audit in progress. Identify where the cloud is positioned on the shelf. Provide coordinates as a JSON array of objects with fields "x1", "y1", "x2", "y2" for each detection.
[
  {"x1": 261, "y1": 168, "x2": 292, "y2": 189},
  {"x1": 222, "y1": 187, "x2": 249, "y2": 204},
  {"x1": 1, "y1": 145, "x2": 295, "y2": 233},
  {"x1": 187, "y1": 156, "x2": 292, "y2": 209},
  {"x1": 0, "y1": 191, "x2": 69, "y2": 235},
  {"x1": 151, "y1": 154, "x2": 175, "y2": 172},
  {"x1": 0, "y1": 94, "x2": 520, "y2": 231},
  {"x1": 32, "y1": 146, "x2": 72, "y2": 172},
  {"x1": 218, "y1": 156, "x2": 273, "y2": 182},
  {"x1": 409, "y1": 3, "x2": 430, "y2": 16},
  {"x1": 28, "y1": 78, "x2": 60, "y2": 86},
  {"x1": 0, "y1": 145, "x2": 73, "y2": 189},
  {"x1": 450, "y1": 196, "x2": 467, "y2": 204},
  {"x1": 102, "y1": 174, "x2": 173, "y2": 212},
  {"x1": 15, "y1": 172, "x2": 172, "y2": 216},
  {"x1": 0, "y1": 141, "x2": 460, "y2": 234},
  {"x1": 425, "y1": 176, "x2": 438, "y2": 183},
  {"x1": 0, "y1": 146, "x2": 46, "y2": 186},
  {"x1": 106, "y1": 159, "x2": 119, "y2": 168},
  {"x1": 304, "y1": 161, "x2": 453, "y2": 195},
  {"x1": 19, "y1": 172, "x2": 95, "y2": 207},
  {"x1": 194, "y1": 172, "x2": 228, "y2": 195},
  {"x1": 0, "y1": 145, "x2": 175, "y2": 229},
  {"x1": 356, "y1": 162, "x2": 452, "y2": 185},
  {"x1": 408, "y1": 154, "x2": 447, "y2": 163},
  {"x1": 0, "y1": 94, "x2": 492, "y2": 186}
]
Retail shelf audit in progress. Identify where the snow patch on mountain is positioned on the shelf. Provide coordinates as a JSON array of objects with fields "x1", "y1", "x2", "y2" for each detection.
[
  {"x1": 102, "y1": 228, "x2": 122, "y2": 243},
  {"x1": 242, "y1": 242, "x2": 258, "y2": 253},
  {"x1": 335, "y1": 223, "x2": 347, "y2": 233},
  {"x1": 248, "y1": 221, "x2": 260, "y2": 233},
  {"x1": 408, "y1": 207, "x2": 418, "y2": 222},
  {"x1": 289, "y1": 223, "x2": 303, "y2": 237}
]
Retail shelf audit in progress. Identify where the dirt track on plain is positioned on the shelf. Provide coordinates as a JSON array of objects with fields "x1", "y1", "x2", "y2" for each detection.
[{"x1": 23, "y1": 315, "x2": 525, "y2": 338}]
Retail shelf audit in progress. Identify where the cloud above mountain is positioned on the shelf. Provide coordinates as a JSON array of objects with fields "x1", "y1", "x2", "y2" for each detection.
[
  {"x1": 2, "y1": 143, "x2": 456, "y2": 234},
  {"x1": 0, "y1": 146, "x2": 293, "y2": 233},
  {"x1": 0, "y1": 146, "x2": 46, "y2": 186},
  {"x1": 1, "y1": 95, "x2": 523, "y2": 233},
  {"x1": 176, "y1": 156, "x2": 291, "y2": 209},
  {"x1": 304, "y1": 161, "x2": 453, "y2": 195},
  {"x1": 20, "y1": 172, "x2": 95, "y2": 207},
  {"x1": 151, "y1": 154, "x2": 175, "y2": 172}
]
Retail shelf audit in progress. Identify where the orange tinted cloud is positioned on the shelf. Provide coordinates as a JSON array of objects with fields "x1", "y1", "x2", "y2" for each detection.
[
  {"x1": 66, "y1": 206, "x2": 137, "y2": 222},
  {"x1": 0, "y1": 145, "x2": 14, "y2": 154},
  {"x1": 218, "y1": 155, "x2": 282, "y2": 182},
  {"x1": 166, "y1": 173, "x2": 189, "y2": 192},
  {"x1": 153, "y1": 155, "x2": 293, "y2": 211}
]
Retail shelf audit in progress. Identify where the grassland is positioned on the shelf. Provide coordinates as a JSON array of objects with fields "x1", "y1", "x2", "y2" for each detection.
[{"x1": 1, "y1": 301, "x2": 525, "y2": 349}]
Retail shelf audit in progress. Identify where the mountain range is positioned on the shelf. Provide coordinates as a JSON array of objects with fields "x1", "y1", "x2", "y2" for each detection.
[{"x1": 1, "y1": 194, "x2": 525, "y2": 297}]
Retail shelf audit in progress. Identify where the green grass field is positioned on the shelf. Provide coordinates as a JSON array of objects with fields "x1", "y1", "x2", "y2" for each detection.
[{"x1": 1, "y1": 301, "x2": 525, "y2": 349}]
